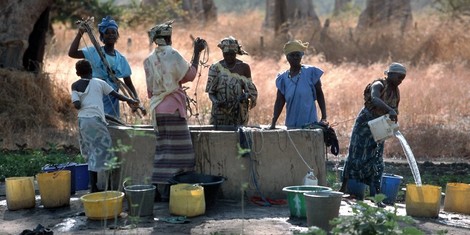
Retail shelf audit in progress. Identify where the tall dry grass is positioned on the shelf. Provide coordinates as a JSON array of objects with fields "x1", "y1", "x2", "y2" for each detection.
[{"x1": 2, "y1": 11, "x2": 469, "y2": 161}]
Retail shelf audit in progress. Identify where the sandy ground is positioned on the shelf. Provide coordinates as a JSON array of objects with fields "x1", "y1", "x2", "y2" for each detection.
[{"x1": 1, "y1": 185, "x2": 470, "y2": 235}]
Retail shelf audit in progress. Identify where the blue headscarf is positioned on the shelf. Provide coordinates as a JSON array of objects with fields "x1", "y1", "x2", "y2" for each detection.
[{"x1": 98, "y1": 16, "x2": 118, "y2": 42}]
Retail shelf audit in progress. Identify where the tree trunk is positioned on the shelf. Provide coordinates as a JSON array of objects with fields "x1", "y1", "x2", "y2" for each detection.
[
  {"x1": 0, "y1": 0, "x2": 53, "y2": 71},
  {"x1": 181, "y1": 0, "x2": 217, "y2": 23},
  {"x1": 265, "y1": 0, "x2": 321, "y2": 35},
  {"x1": 357, "y1": 0, "x2": 413, "y2": 33},
  {"x1": 333, "y1": 0, "x2": 352, "y2": 16}
]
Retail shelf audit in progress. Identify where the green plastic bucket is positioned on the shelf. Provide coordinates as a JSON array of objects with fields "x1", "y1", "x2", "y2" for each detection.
[{"x1": 282, "y1": 185, "x2": 332, "y2": 218}]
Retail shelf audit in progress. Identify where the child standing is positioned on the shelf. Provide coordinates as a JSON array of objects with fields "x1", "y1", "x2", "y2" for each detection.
[{"x1": 71, "y1": 59, "x2": 137, "y2": 192}]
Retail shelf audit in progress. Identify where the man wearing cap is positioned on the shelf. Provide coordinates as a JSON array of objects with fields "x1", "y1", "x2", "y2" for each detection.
[
  {"x1": 340, "y1": 62, "x2": 407, "y2": 207},
  {"x1": 69, "y1": 16, "x2": 140, "y2": 118},
  {"x1": 144, "y1": 21, "x2": 206, "y2": 201},
  {"x1": 270, "y1": 39, "x2": 328, "y2": 129}
]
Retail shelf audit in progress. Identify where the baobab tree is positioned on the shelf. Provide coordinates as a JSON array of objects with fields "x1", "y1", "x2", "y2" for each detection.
[
  {"x1": 357, "y1": 0, "x2": 413, "y2": 33},
  {"x1": 264, "y1": 0, "x2": 321, "y2": 36},
  {"x1": 0, "y1": 0, "x2": 52, "y2": 71}
]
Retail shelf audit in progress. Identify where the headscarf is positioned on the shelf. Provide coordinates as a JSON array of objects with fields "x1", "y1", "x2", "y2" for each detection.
[
  {"x1": 385, "y1": 62, "x2": 406, "y2": 75},
  {"x1": 148, "y1": 20, "x2": 174, "y2": 46},
  {"x1": 97, "y1": 16, "x2": 118, "y2": 42},
  {"x1": 217, "y1": 36, "x2": 248, "y2": 55},
  {"x1": 283, "y1": 40, "x2": 308, "y2": 55}
]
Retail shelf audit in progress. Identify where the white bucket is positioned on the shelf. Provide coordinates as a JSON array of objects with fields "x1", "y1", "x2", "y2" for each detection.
[{"x1": 367, "y1": 114, "x2": 399, "y2": 142}]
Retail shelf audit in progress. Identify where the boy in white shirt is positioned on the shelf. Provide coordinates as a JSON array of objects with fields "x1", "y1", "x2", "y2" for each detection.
[{"x1": 71, "y1": 59, "x2": 137, "y2": 192}]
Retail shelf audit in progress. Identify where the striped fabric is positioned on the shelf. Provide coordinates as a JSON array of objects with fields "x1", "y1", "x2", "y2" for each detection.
[{"x1": 152, "y1": 112, "x2": 195, "y2": 184}]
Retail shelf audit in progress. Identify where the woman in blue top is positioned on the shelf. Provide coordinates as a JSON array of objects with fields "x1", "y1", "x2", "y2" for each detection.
[
  {"x1": 270, "y1": 40, "x2": 327, "y2": 129},
  {"x1": 69, "y1": 16, "x2": 140, "y2": 118}
]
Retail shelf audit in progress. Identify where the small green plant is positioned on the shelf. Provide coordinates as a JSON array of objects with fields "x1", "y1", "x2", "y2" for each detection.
[
  {"x1": 330, "y1": 195, "x2": 424, "y2": 235},
  {"x1": 296, "y1": 195, "x2": 427, "y2": 235}
]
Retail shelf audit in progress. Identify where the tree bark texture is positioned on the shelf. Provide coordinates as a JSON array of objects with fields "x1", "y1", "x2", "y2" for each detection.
[
  {"x1": 265, "y1": 0, "x2": 321, "y2": 34},
  {"x1": 0, "y1": 0, "x2": 53, "y2": 70},
  {"x1": 333, "y1": 0, "x2": 352, "y2": 16},
  {"x1": 357, "y1": 0, "x2": 413, "y2": 33}
]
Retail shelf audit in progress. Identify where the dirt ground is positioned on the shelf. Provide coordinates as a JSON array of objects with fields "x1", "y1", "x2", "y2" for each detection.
[{"x1": 1, "y1": 162, "x2": 470, "y2": 235}]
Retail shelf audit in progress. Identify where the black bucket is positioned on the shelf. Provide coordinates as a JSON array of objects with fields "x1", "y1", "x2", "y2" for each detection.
[{"x1": 169, "y1": 172, "x2": 225, "y2": 208}]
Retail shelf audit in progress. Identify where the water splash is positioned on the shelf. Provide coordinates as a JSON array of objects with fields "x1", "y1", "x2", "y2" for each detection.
[{"x1": 394, "y1": 131, "x2": 422, "y2": 186}]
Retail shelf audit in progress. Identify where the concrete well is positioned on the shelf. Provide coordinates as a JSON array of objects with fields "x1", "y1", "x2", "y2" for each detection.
[{"x1": 107, "y1": 125, "x2": 326, "y2": 200}]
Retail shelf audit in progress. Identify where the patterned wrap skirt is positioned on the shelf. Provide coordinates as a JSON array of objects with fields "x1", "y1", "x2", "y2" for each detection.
[
  {"x1": 78, "y1": 117, "x2": 113, "y2": 172},
  {"x1": 152, "y1": 112, "x2": 195, "y2": 184},
  {"x1": 343, "y1": 108, "x2": 385, "y2": 190}
]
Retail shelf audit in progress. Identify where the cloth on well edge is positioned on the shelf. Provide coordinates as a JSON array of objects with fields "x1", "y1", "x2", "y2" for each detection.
[{"x1": 302, "y1": 121, "x2": 340, "y2": 156}]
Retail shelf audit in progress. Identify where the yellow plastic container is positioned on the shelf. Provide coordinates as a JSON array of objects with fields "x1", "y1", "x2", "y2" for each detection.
[
  {"x1": 169, "y1": 183, "x2": 205, "y2": 217},
  {"x1": 406, "y1": 184, "x2": 441, "y2": 218},
  {"x1": 80, "y1": 191, "x2": 124, "y2": 220},
  {"x1": 444, "y1": 183, "x2": 470, "y2": 215},
  {"x1": 37, "y1": 170, "x2": 71, "y2": 208},
  {"x1": 5, "y1": 177, "x2": 36, "y2": 210}
]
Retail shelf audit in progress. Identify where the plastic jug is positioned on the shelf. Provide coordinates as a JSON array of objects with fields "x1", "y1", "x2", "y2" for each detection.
[
  {"x1": 302, "y1": 171, "x2": 318, "y2": 186},
  {"x1": 367, "y1": 114, "x2": 399, "y2": 142}
]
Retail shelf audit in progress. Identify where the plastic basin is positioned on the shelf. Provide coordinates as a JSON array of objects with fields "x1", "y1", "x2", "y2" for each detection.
[{"x1": 80, "y1": 191, "x2": 124, "y2": 220}]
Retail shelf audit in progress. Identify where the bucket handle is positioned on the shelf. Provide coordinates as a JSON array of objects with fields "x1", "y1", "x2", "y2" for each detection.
[
  {"x1": 122, "y1": 178, "x2": 132, "y2": 189},
  {"x1": 49, "y1": 170, "x2": 68, "y2": 179},
  {"x1": 42, "y1": 161, "x2": 73, "y2": 173}
]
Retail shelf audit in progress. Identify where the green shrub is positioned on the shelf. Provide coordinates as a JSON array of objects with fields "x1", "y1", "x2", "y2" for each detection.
[
  {"x1": 330, "y1": 195, "x2": 424, "y2": 235},
  {"x1": 0, "y1": 149, "x2": 84, "y2": 181}
]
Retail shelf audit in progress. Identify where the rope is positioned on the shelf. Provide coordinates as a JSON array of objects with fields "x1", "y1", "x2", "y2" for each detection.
[
  {"x1": 251, "y1": 128, "x2": 264, "y2": 155},
  {"x1": 329, "y1": 116, "x2": 356, "y2": 127},
  {"x1": 276, "y1": 130, "x2": 288, "y2": 152},
  {"x1": 186, "y1": 35, "x2": 210, "y2": 129},
  {"x1": 239, "y1": 127, "x2": 272, "y2": 206},
  {"x1": 284, "y1": 130, "x2": 313, "y2": 172}
]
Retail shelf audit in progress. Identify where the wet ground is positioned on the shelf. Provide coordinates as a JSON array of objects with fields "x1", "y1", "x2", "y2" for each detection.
[
  {"x1": 1, "y1": 185, "x2": 470, "y2": 235},
  {"x1": 2, "y1": 160, "x2": 470, "y2": 234}
]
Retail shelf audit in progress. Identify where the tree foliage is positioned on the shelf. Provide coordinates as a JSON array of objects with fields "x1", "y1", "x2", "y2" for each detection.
[
  {"x1": 121, "y1": 0, "x2": 186, "y2": 27},
  {"x1": 432, "y1": 0, "x2": 470, "y2": 20},
  {"x1": 49, "y1": 0, "x2": 185, "y2": 28},
  {"x1": 50, "y1": 0, "x2": 122, "y2": 26}
]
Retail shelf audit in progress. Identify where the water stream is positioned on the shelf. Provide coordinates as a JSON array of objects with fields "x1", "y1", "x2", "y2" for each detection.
[{"x1": 394, "y1": 131, "x2": 422, "y2": 186}]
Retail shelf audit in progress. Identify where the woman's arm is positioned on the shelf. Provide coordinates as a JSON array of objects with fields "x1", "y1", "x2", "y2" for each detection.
[
  {"x1": 370, "y1": 81, "x2": 398, "y2": 121},
  {"x1": 68, "y1": 28, "x2": 86, "y2": 59},
  {"x1": 270, "y1": 90, "x2": 286, "y2": 129},
  {"x1": 315, "y1": 80, "x2": 327, "y2": 122}
]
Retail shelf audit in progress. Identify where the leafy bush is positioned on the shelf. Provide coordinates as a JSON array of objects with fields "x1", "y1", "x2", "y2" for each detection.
[
  {"x1": 0, "y1": 148, "x2": 84, "y2": 181},
  {"x1": 329, "y1": 195, "x2": 424, "y2": 235}
]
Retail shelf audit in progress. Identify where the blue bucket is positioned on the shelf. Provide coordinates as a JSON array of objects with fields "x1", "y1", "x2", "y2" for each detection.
[
  {"x1": 338, "y1": 167, "x2": 367, "y2": 200},
  {"x1": 347, "y1": 179, "x2": 367, "y2": 200},
  {"x1": 42, "y1": 163, "x2": 76, "y2": 195},
  {"x1": 381, "y1": 173, "x2": 403, "y2": 205},
  {"x1": 75, "y1": 164, "x2": 89, "y2": 191}
]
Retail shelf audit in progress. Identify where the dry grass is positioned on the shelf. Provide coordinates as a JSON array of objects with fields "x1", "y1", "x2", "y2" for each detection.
[{"x1": 1, "y1": 11, "x2": 469, "y2": 161}]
